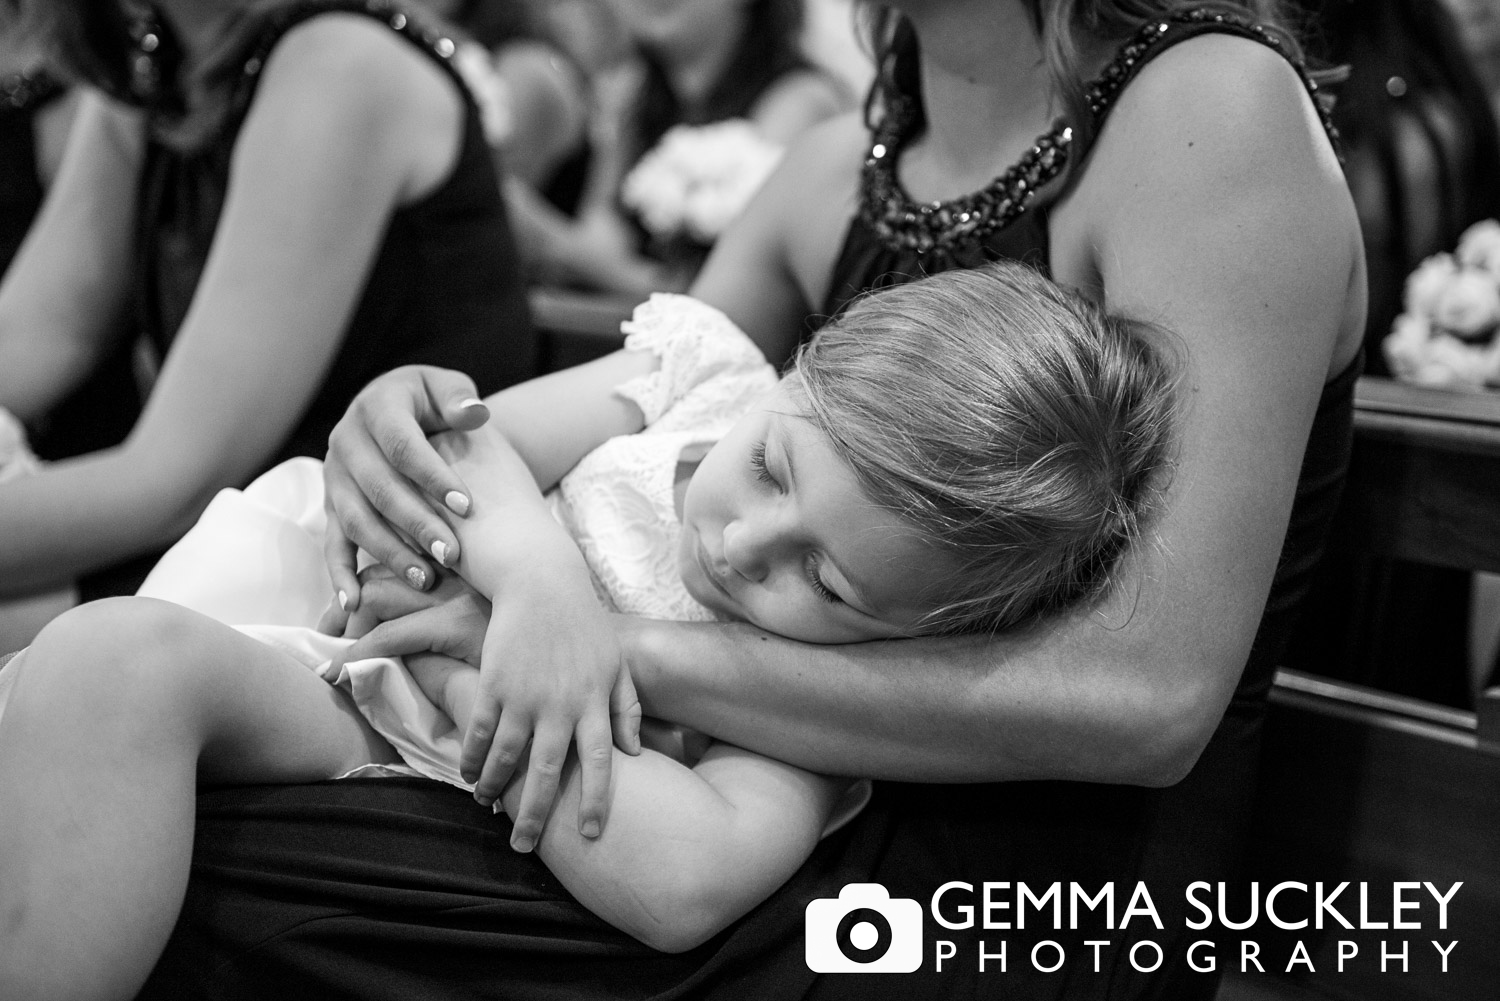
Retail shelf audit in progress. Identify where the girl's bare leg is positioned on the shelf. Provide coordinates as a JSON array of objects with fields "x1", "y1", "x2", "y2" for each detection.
[{"x1": 0, "y1": 597, "x2": 398, "y2": 1001}]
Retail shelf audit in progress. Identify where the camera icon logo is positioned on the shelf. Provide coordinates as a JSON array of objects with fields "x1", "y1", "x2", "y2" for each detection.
[{"x1": 804, "y1": 883, "x2": 923, "y2": 973}]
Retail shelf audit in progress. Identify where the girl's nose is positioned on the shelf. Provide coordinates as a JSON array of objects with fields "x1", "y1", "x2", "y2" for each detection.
[{"x1": 722, "y1": 518, "x2": 775, "y2": 583}]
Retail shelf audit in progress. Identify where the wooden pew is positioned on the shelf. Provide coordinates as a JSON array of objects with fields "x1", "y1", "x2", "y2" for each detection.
[
  {"x1": 1247, "y1": 377, "x2": 1500, "y2": 1000},
  {"x1": 530, "y1": 287, "x2": 636, "y2": 374}
]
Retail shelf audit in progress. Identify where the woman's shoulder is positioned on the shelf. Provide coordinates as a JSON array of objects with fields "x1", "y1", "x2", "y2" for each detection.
[
  {"x1": 242, "y1": 11, "x2": 465, "y2": 196},
  {"x1": 255, "y1": 12, "x2": 462, "y2": 116},
  {"x1": 1098, "y1": 30, "x2": 1333, "y2": 170}
]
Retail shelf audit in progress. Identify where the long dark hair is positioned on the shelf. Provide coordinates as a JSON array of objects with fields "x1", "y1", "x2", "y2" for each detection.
[{"x1": 859, "y1": 0, "x2": 1311, "y2": 152}]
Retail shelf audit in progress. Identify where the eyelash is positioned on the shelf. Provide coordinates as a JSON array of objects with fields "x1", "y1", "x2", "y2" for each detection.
[
  {"x1": 749, "y1": 441, "x2": 841, "y2": 605},
  {"x1": 805, "y1": 555, "x2": 843, "y2": 605},
  {"x1": 749, "y1": 441, "x2": 777, "y2": 488}
]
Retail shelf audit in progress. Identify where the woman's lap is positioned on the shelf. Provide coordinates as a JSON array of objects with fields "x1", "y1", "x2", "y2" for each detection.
[{"x1": 139, "y1": 707, "x2": 1259, "y2": 1001}]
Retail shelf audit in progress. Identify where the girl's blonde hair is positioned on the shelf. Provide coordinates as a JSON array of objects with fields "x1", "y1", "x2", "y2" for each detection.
[{"x1": 795, "y1": 261, "x2": 1178, "y2": 635}]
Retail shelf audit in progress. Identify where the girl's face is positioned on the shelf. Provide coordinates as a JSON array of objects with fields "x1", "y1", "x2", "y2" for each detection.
[{"x1": 677, "y1": 382, "x2": 952, "y2": 644}]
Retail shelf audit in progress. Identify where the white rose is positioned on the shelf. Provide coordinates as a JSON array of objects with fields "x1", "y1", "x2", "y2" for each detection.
[
  {"x1": 1457, "y1": 218, "x2": 1500, "y2": 280},
  {"x1": 1384, "y1": 317, "x2": 1493, "y2": 391},
  {"x1": 1403, "y1": 253, "x2": 1459, "y2": 318},
  {"x1": 1431, "y1": 268, "x2": 1500, "y2": 339},
  {"x1": 623, "y1": 120, "x2": 783, "y2": 241}
]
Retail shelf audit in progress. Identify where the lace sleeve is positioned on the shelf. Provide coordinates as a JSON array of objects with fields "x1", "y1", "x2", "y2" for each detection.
[{"x1": 615, "y1": 294, "x2": 777, "y2": 430}]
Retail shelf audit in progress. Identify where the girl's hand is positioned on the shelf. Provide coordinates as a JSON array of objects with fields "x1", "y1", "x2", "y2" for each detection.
[
  {"x1": 334, "y1": 566, "x2": 491, "y2": 665},
  {"x1": 467, "y1": 564, "x2": 642, "y2": 851},
  {"x1": 323, "y1": 365, "x2": 491, "y2": 612}
]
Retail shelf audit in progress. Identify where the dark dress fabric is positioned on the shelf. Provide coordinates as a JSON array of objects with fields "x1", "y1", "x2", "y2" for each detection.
[
  {"x1": 141, "y1": 13, "x2": 1355, "y2": 1001},
  {"x1": 0, "y1": 72, "x2": 143, "y2": 462},
  {"x1": 135, "y1": 1, "x2": 536, "y2": 467},
  {"x1": 78, "y1": 0, "x2": 536, "y2": 601}
]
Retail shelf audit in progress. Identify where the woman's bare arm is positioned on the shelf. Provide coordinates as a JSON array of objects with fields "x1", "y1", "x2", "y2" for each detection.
[
  {"x1": 0, "y1": 16, "x2": 465, "y2": 594},
  {"x1": 628, "y1": 36, "x2": 1365, "y2": 786},
  {"x1": 0, "y1": 93, "x2": 140, "y2": 422}
]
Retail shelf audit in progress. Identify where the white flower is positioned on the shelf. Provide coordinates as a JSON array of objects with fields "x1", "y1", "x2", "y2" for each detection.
[
  {"x1": 1431, "y1": 268, "x2": 1500, "y2": 339},
  {"x1": 622, "y1": 120, "x2": 784, "y2": 242},
  {"x1": 1383, "y1": 314, "x2": 1498, "y2": 391},
  {"x1": 1403, "y1": 253, "x2": 1459, "y2": 317},
  {"x1": 1457, "y1": 218, "x2": 1500, "y2": 280}
]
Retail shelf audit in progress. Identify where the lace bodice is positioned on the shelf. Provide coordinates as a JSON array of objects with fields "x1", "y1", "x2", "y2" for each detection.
[{"x1": 549, "y1": 294, "x2": 777, "y2": 621}]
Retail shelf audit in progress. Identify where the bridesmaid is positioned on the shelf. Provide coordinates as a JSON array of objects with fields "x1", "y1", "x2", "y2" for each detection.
[{"x1": 0, "y1": 0, "x2": 535, "y2": 640}]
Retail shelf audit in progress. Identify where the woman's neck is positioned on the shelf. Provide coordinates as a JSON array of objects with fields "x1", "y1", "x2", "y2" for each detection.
[
  {"x1": 653, "y1": 11, "x2": 750, "y2": 114},
  {"x1": 900, "y1": 0, "x2": 1056, "y2": 177}
]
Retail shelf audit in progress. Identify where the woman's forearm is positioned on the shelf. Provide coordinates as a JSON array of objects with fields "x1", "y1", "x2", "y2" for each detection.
[
  {"x1": 0, "y1": 445, "x2": 213, "y2": 594},
  {"x1": 624, "y1": 610, "x2": 1229, "y2": 788}
]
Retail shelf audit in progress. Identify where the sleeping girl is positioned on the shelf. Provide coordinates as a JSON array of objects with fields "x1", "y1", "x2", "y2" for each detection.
[{"x1": 0, "y1": 260, "x2": 1177, "y2": 999}]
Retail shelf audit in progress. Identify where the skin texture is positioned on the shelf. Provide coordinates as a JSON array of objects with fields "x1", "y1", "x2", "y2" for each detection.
[{"x1": 322, "y1": 0, "x2": 1365, "y2": 838}]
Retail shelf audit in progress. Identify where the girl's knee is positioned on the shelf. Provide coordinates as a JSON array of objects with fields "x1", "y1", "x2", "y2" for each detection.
[{"x1": 26, "y1": 598, "x2": 216, "y2": 708}]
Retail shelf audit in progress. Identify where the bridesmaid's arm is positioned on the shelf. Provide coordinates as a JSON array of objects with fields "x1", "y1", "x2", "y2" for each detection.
[{"x1": 0, "y1": 16, "x2": 464, "y2": 594}]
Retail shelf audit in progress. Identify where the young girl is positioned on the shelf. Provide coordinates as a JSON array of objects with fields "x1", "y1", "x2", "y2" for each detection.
[{"x1": 0, "y1": 261, "x2": 1176, "y2": 996}]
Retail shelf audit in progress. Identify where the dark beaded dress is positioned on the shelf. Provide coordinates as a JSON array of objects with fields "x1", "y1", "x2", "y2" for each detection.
[
  {"x1": 135, "y1": 0, "x2": 535, "y2": 466},
  {"x1": 140, "y1": 12, "x2": 1357, "y2": 1001},
  {"x1": 79, "y1": 0, "x2": 536, "y2": 599},
  {"x1": 0, "y1": 70, "x2": 143, "y2": 462}
]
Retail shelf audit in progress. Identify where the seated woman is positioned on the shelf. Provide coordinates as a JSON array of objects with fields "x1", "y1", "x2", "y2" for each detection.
[
  {"x1": 0, "y1": 0, "x2": 535, "y2": 643},
  {"x1": 303, "y1": 1, "x2": 1366, "y2": 997},
  {"x1": 515, "y1": 0, "x2": 850, "y2": 295},
  {"x1": 0, "y1": 261, "x2": 1179, "y2": 997}
]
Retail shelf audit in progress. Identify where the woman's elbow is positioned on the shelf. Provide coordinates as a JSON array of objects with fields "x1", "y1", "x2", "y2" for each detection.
[{"x1": 1125, "y1": 671, "x2": 1228, "y2": 788}]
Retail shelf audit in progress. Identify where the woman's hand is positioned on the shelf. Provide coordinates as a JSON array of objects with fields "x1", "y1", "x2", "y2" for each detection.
[{"x1": 322, "y1": 365, "x2": 492, "y2": 612}]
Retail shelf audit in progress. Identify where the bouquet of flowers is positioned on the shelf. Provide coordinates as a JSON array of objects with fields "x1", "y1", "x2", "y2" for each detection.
[
  {"x1": 621, "y1": 119, "x2": 785, "y2": 246},
  {"x1": 1383, "y1": 219, "x2": 1500, "y2": 391}
]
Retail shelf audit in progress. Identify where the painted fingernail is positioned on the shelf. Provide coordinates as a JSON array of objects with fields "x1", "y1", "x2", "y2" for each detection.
[
  {"x1": 458, "y1": 397, "x2": 485, "y2": 411},
  {"x1": 430, "y1": 540, "x2": 451, "y2": 566},
  {"x1": 337, "y1": 590, "x2": 348, "y2": 610},
  {"x1": 444, "y1": 490, "x2": 471, "y2": 517},
  {"x1": 581, "y1": 820, "x2": 600, "y2": 839},
  {"x1": 490, "y1": 799, "x2": 503, "y2": 815},
  {"x1": 405, "y1": 566, "x2": 427, "y2": 590}
]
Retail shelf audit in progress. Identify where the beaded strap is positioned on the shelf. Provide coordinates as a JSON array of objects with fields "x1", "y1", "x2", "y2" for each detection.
[
  {"x1": 1, "y1": 68, "x2": 64, "y2": 113},
  {"x1": 236, "y1": 0, "x2": 464, "y2": 91},
  {"x1": 859, "y1": 8, "x2": 1340, "y2": 256}
]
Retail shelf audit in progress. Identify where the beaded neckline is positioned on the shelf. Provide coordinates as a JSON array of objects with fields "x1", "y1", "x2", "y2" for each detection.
[
  {"x1": 1, "y1": 68, "x2": 63, "y2": 113},
  {"x1": 859, "y1": 8, "x2": 1339, "y2": 256}
]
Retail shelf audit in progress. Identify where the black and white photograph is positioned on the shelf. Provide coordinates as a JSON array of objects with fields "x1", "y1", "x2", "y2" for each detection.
[{"x1": 0, "y1": 0, "x2": 1496, "y2": 998}]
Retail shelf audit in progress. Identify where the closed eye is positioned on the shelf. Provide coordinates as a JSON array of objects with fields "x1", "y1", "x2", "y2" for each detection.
[
  {"x1": 750, "y1": 441, "x2": 779, "y2": 489},
  {"x1": 805, "y1": 554, "x2": 844, "y2": 605}
]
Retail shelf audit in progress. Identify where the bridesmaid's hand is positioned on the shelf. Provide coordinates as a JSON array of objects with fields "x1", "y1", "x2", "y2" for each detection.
[{"x1": 323, "y1": 365, "x2": 490, "y2": 614}]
